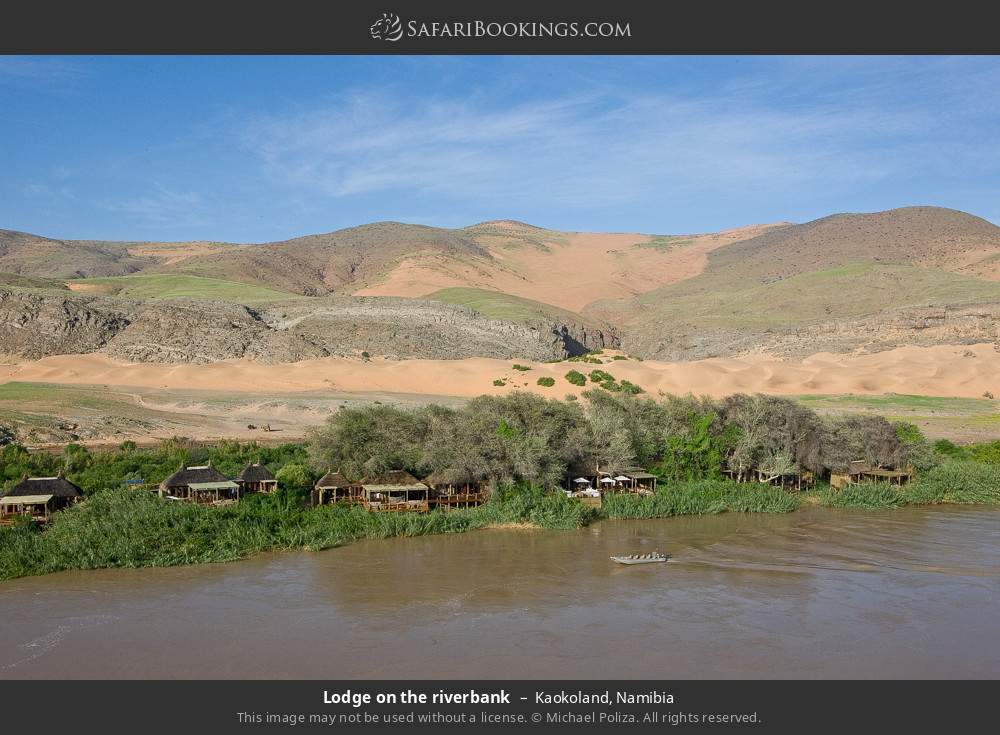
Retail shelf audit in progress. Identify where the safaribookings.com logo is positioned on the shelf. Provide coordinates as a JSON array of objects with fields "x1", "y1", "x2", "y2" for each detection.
[
  {"x1": 370, "y1": 13, "x2": 404, "y2": 41},
  {"x1": 370, "y1": 13, "x2": 631, "y2": 42}
]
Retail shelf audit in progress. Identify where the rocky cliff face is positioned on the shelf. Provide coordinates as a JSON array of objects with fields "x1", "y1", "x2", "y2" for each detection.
[
  {"x1": 0, "y1": 289, "x2": 618, "y2": 364},
  {"x1": 261, "y1": 297, "x2": 617, "y2": 361},
  {"x1": 0, "y1": 289, "x2": 131, "y2": 358},
  {"x1": 622, "y1": 303, "x2": 1000, "y2": 361}
]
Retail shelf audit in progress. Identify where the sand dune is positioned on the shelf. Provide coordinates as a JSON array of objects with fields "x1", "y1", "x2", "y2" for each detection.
[
  {"x1": 2, "y1": 344, "x2": 997, "y2": 401},
  {"x1": 355, "y1": 224, "x2": 782, "y2": 313}
]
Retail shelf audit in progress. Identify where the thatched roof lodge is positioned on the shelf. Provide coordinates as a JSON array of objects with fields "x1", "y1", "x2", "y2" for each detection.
[
  {"x1": 237, "y1": 462, "x2": 278, "y2": 494},
  {"x1": 1, "y1": 474, "x2": 83, "y2": 521},
  {"x1": 423, "y1": 469, "x2": 487, "y2": 509},
  {"x1": 360, "y1": 470, "x2": 429, "y2": 513},
  {"x1": 159, "y1": 464, "x2": 240, "y2": 503},
  {"x1": 312, "y1": 470, "x2": 362, "y2": 507}
]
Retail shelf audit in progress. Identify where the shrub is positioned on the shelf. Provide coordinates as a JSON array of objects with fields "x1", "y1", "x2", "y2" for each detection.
[
  {"x1": 360, "y1": 351, "x2": 371, "y2": 361},
  {"x1": 565, "y1": 394, "x2": 578, "y2": 401},
  {"x1": 275, "y1": 463, "x2": 313, "y2": 490},
  {"x1": 619, "y1": 380, "x2": 644, "y2": 395},
  {"x1": 512, "y1": 364, "x2": 531, "y2": 372},
  {"x1": 612, "y1": 355, "x2": 628, "y2": 361},
  {"x1": 536, "y1": 377, "x2": 555, "y2": 387},
  {"x1": 933, "y1": 439, "x2": 963, "y2": 458},
  {"x1": 565, "y1": 370, "x2": 587, "y2": 386},
  {"x1": 965, "y1": 440, "x2": 1000, "y2": 464},
  {"x1": 589, "y1": 369, "x2": 614, "y2": 383},
  {"x1": 493, "y1": 378, "x2": 506, "y2": 387}
]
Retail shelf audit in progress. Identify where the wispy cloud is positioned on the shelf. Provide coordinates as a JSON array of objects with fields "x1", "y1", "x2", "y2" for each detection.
[
  {"x1": 100, "y1": 185, "x2": 212, "y2": 228},
  {"x1": 240, "y1": 59, "x2": 998, "y2": 216},
  {"x1": 0, "y1": 57, "x2": 88, "y2": 86}
]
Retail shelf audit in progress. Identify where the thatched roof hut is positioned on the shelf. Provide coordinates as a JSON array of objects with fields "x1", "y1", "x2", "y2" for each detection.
[
  {"x1": 360, "y1": 469, "x2": 425, "y2": 490},
  {"x1": 237, "y1": 461, "x2": 278, "y2": 494},
  {"x1": 160, "y1": 464, "x2": 230, "y2": 489},
  {"x1": 423, "y1": 469, "x2": 484, "y2": 507},
  {"x1": 237, "y1": 462, "x2": 275, "y2": 484},
  {"x1": 315, "y1": 470, "x2": 354, "y2": 489},
  {"x1": 312, "y1": 470, "x2": 362, "y2": 506},
  {"x1": 422, "y1": 468, "x2": 475, "y2": 487},
  {"x1": 1, "y1": 474, "x2": 83, "y2": 518},
  {"x1": 159, "y1": 464, "x2": 239, "y2": 502},
  {"x1": 359, "y1": 470, "x2": 429, "y2": 512},
  {"x1": 4, "y1": 474, "x2": 82, "y2": 499}
]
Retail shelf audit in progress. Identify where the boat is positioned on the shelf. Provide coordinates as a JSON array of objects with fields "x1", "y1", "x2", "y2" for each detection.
[{"x1": 611, "y1": 552, "x2": 668, "y2": 565}]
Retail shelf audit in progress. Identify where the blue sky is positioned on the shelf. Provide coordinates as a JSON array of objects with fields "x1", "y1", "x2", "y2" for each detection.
[{"x1": 1, "y1": 56, "x2": 998, "y2": 242}]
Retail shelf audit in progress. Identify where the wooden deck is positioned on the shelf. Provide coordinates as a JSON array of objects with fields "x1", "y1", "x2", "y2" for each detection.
[
  {"x1": 361, "y1": 499, "x2": 430, "y2": 513},
  {"x1": 430, "y1": 491, "x2": 489, "y2": 509}
]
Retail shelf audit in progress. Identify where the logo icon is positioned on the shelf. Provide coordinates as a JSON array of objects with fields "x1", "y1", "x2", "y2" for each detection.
[{"x1": 370, "y1": 13, "x2": 403, "y2": 42}]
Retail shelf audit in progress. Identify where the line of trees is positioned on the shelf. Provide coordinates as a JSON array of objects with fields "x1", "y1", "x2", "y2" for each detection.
[{"x1": 307, "y1": 391, "x2": 935, "y2": 488}]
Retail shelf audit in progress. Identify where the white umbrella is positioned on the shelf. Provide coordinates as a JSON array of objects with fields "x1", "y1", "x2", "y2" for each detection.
[
  {"x1": 614, "y1": 475, "x2": 631, "y2": 481},
  {"x1": 573, "y1": 477, "x2": 590, "y2": 483},
  {"x1": 600, "y1": 477, "x2": 615, "y2": 484}
]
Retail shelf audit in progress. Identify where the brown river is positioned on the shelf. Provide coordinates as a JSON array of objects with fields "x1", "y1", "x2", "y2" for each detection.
[{"x1": 1, "y1": 506, "x2": 998, "y2": 679}]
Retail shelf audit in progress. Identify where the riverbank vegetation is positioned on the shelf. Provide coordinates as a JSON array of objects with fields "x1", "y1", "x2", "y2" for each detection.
[{"x1": 2, "y1": 391, "x2": 999, "y2": 580}]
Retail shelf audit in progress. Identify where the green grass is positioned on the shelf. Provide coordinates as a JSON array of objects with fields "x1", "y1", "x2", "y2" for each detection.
[
  {"x1": 634, "y1": 235, "x2": 695, "y2": 251},
  {"x1": 0, "y1": 382, "x2": 133, "y2": 413},
  {"x1": 427, "y1": 286, "x2": 592, "y2": 325},
  {"x1": 0, "y1": 273, "x2": 69, "y2": 291},
  {"x1": 796, "y1": 393, "x2": 995, "y2": 413},
  {"x1": 794, "y1": 393, "x2": 1000, "y2": 441},
  {"x1": 68, "y1": 274, "x2": 298, "y2": 304},
  {"x1": 0, "y1": 485, "x2": 595, "y2": 581},
  {"x1": 603, "y1": 480, "x2": 799, "y2": 517}
]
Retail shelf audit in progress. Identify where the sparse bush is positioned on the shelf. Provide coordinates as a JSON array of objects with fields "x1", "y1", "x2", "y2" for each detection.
[
  {"x1": 537, "y1": 377, "x2": 555, "y2": 387},
  {"x1": 512, "y1": 364, "x2": 531, "y2": 372},
  {"x1": 493, "y1": 378, "x2": 506, "y2": 387},
  {"x1": 965, "y1": 440, "x2": 1000, "y2": 464},
  {"x1": 565, "y1": 370, "x2": 587, "y2": 386},
  {"x1": 589, "y1": 369, "x2": 614, "y2": 383}
]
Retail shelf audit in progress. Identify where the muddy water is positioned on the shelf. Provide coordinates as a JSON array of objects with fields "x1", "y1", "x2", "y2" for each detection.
[{"x1": 1, "y1": 506, "x2": 998, "y2": 679}]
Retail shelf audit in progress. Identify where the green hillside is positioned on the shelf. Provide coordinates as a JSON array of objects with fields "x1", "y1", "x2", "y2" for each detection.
[{"x1": 69, "y1": 274, "x2": 299, "y2": 304}]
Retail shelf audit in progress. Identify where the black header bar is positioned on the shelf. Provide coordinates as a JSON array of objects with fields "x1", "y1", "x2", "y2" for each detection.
[{"x1": 2, "y1": 1, "x2": 1000, "y2": 54}]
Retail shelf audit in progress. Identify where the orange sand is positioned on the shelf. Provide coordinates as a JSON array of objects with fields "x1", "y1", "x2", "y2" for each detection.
[
  {"x1": 354, "y1": 224, "x2": 783, "y2": 313},
  {"x1": 2, "y1": 344, "x2": 997, "y2": 400}
]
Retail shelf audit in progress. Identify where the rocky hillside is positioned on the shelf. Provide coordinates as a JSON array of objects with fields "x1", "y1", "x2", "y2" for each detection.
[
  {"x1": 0, "y1": 288, "x2": 617, "y2": 364},
  {"x1": 3, "y1": 206, "x2": 999, "y2": 364},
  {"x1": 702, "y1": 206, "x2": 1000, "y2": 284},
  {"x1": 156, "y1": 222, "x2": 492, "y2": 296},
  {"x1": 595, "y1": 207, "x2": 1000, "y2": 360},
  {"x1": 0, "y1": 229, "x2": 152, "y2": 278}
]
